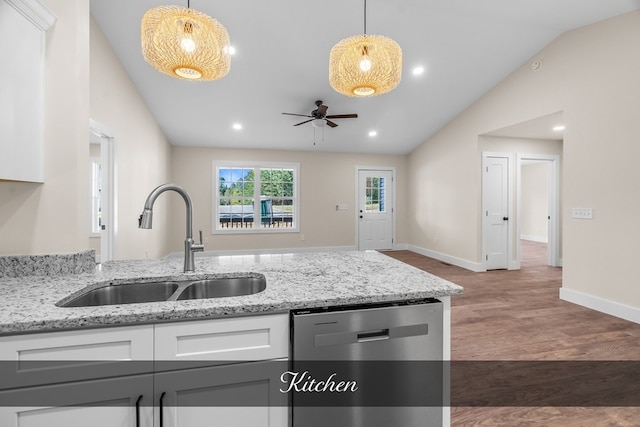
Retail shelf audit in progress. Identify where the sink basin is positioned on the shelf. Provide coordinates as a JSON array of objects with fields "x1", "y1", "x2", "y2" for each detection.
[
  {"x1": 58, "y1": 274, "x2": 267, "y2": 307},
  {"x1": 177, "y1": 277, "x2": 267, "y2": 300},
  {"x1": 60, "y1": 282, "x2": 179, "y2": 307}
]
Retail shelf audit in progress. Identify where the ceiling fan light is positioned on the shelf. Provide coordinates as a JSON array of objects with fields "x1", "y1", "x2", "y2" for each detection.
[
  {"x1": 141, "y1": 5, "x2": 231, "y2": 81},
  {"x1": 311, "y1": 119, "x2": 325, "y2": 128},
  {"x1": 329, "y1": 34, "x2": 402, "y2": 97}
]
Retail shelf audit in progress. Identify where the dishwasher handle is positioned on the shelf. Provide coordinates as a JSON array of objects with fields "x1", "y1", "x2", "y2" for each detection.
[
  {"x1": 357, "y1": 328, "x2": 389, "y2": 342},
  {"x1": 314, "y1": 324, "x2": 429, "y2": 347}
]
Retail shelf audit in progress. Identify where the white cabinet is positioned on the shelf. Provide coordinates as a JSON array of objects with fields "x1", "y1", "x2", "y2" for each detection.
[
  {"x1": 0, "y1": 314, "x2": 289, "y2": 427},
  {"x1": 0, "y1": 325, "x2": 154, "y2": 389},
  {"x1": 155, "y1": 361, "x2": 287, "y2": 427},
  {"x1": 153, "y1": 314, "x2": 289, "y2": 427},
  {"x1": 0, "y1": 0, "x2": 56, "y2": 182},
  {"x1": 0, "y1": 374, "x2": 154, "y2": 427},
  {"x1": 154, "y1": 314, "x2": 288, "y2": 362}
]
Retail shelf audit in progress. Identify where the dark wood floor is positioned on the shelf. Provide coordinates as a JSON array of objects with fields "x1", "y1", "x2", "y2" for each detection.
[{"x1": 383, "y1": 241, "x2": 640, "y2": 426}]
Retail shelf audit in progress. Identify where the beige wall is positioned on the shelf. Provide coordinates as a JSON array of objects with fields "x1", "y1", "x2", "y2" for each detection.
[
  {"x1": 0, "y1": 0, "x2": 90, "y2": 256},
  {"x1": 168, "y1": 146, "x2": 408, "y2": 253},
  {"x1": 90, "y1": 17, "x2": 172, "y2": 260},
  {"x1": 408, "y1": 11, "x2": 640, "y2": 306}
]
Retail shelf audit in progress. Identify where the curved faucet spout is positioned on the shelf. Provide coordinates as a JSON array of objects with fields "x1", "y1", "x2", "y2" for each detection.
[
  {"x1": 138, "y1": 183, "x2": 204, "y2": 272},
  {"x1": 140, "y1": 183, "x2": 194, "y2": 238}
]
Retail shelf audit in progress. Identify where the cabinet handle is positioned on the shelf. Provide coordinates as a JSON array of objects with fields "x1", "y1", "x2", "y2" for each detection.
[
  {"x1": 159, "y1": 392, "x2": 166, "y2": 427},
  {"x1": 135, "y1": 395, "x2": 143, "y2": 427}
]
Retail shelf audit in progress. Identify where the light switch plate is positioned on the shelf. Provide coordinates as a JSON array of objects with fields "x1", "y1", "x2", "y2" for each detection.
[{"x1": 571, "y1": 207, "x2": 593, "y2": 219}]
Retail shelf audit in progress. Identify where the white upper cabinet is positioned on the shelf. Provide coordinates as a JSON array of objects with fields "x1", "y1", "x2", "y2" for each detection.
[{"x1": 0, "y1": 0, "x2": 55, "y2": 182}]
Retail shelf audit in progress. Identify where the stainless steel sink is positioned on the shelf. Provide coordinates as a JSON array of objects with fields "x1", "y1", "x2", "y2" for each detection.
[
  {"x1": 176, "y1": 277, "x2": 267, "y2": 300},
  {"x1": 60, "y1": 282, "x2": 180, "y2": 307},
  {"x1": 58, "y1": 274, "x2": 267, "y2": 307}
]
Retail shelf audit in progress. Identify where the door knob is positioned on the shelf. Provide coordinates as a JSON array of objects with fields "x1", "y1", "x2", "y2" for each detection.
[{"x1": 503, "y1": 217, "x2": 509, "y2": 221}]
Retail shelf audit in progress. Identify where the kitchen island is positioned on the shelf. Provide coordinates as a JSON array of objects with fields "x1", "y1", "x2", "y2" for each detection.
[{"x1": 0, "y1": 250, "x2": 462, "y2": 427}]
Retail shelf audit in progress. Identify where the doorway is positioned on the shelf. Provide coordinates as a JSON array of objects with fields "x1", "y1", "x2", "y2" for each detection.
[
  {"x1": 356, "y1": 167, "x2": 395, "y2": 250},
  {"x1": 481, "y1": 151, "x2": 560, "y2": 270},
  {"x1": 89, "y1": 119, "x2": 116, "y2": 262},
  {"x1": 517, "y1": 154, "x2": 561, "y2": 267}
]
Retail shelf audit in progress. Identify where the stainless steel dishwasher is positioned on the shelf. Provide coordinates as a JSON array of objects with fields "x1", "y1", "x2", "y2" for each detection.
[{"x1": 290, "y1": 298, "x2": 443, "y2": 427}]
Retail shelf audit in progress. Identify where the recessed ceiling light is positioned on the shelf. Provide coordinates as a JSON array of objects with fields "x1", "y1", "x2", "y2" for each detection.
[
  {"x1": 412, "y1": 66, "x2": 425, "y2": 76},
  {"x1": 552, "y1": 125, "x2": 565, "y2": 132},
  {"x1": 224, "y1": 46, "x2": 237, "y2": 55},
  {"x1": 368, "y1": 130, "x2": 378, "y2": 137},
  {"x1": 232, "y1": 123, "x2": 242, "y2": 130}
]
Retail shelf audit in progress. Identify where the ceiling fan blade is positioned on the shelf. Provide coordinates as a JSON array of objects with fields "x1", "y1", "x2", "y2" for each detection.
[
  {"x1": 316, "y1": 104, "x2": 328, "y2": 117},
  {"x1": 282, "y1": 113, "x2": 313, "y2": 118},
  {"x1": 293, "y1": 119, "x2": 315, "y2": 126},
  {"x1": 325, "y1": 114, "x2": 358, "y2": 119},
  {"x1": 325, "y1": 120, "x2": 338, "y2": 128}
]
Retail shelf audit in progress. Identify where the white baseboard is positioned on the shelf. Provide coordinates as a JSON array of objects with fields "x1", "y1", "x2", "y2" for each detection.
[
  {"x1": 520, "y1": 235, "x2": 548, "y2": 243},
  {"x1": 165, "y1": 245, "x2": 358, "y2": 258},
  {"x1": 406, "y1": 245, "x2": 485, "y2": 272},
  {"x1": 559, "y1": 288, "x2": 640, "y2": 325},
  {"x1": 393, "y1": 243, "x2": 409, "y2": 250}
]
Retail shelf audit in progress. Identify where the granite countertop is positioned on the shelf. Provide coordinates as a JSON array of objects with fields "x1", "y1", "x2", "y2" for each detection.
[{"x1": 0, "y1": 251, "x2": 463, "y2": 335}]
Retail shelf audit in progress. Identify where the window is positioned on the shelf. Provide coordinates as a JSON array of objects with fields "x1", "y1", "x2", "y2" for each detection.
[
  {"x1": 364, "y1": 176, "x2": 386, "y2": 213},
  {"x1": 213, "y1": 161, "x2": 299, "y2": 233}
]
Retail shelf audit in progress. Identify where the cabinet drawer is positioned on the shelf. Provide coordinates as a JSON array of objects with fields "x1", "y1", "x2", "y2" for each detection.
[
  {"x1": 0, "y1": 325, "x2": 154, "y2": 390},
  {"x1": 154, "y1": 314, "x2": 288, "y2": 364}
]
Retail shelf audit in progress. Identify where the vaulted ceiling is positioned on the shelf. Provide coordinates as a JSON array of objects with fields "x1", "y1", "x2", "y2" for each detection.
[{"x1": 90, "y1": 0, "x2": 639, "y2": 154}]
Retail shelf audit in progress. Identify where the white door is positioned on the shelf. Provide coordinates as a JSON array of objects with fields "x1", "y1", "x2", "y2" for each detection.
[
  {"x1": 357, "y1": 169, "x2": 393, "y2": 250},
  {"x1": 482, "y1": 156, "x2": 509, "y2": 270}
]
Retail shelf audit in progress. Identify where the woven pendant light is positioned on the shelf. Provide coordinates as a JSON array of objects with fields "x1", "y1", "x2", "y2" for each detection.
[
  {"x1": 141, "y1": 5, "x2": 230, "y2": 81},
  {"x1": 329, "y1": 0, "x2": 402, "y2": 97}
]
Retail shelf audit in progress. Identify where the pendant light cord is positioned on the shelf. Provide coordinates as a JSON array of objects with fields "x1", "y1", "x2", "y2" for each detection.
[{"x1": 363, "y1": 0, "x2": 367, "y2": 34}]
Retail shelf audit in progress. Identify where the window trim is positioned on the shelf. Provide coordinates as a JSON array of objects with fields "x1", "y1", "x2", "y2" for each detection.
[{"x1": 212, "y1": 160, "x2": 300, "y2": 234}]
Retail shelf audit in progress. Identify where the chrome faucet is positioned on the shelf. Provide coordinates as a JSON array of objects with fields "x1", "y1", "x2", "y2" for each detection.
[{"x1": 138, "y1": 183, "x2": 204, "y2": 272}]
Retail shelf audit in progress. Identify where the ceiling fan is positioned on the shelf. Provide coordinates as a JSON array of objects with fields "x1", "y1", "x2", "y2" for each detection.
[{"x1": 282, "y1": 100, "x2": 358, "y2": 128}]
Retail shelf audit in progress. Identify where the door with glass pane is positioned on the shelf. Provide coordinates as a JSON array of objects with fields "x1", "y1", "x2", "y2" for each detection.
[{"x1": 357, "y1": 169, "x2": 393, "y2": 250}]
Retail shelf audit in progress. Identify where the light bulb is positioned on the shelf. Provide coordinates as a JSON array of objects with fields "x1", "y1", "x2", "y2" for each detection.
[
  {"x1": 181, "y1": 37, "x2": 196, "y2": 53},
  {"x1": 359, "y1": 57, "x2": 372, "y2": 72},
  {"x1": 180, "y1": 20, "x2": 196, "y2": 53}
]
